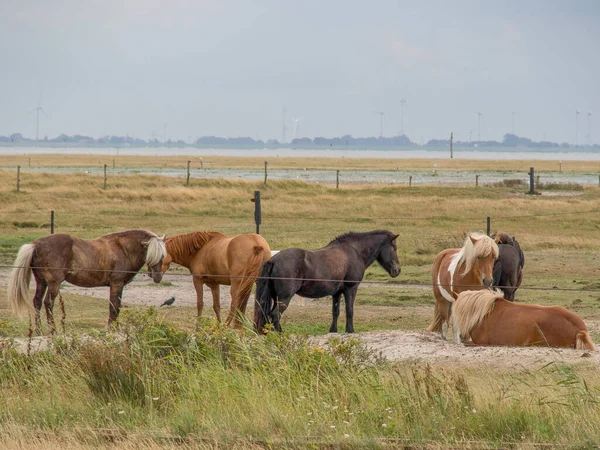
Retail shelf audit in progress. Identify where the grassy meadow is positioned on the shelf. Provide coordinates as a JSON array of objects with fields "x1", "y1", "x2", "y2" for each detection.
[{"x1": 1, "y1": 156, "x2": 600, "y2": 448}]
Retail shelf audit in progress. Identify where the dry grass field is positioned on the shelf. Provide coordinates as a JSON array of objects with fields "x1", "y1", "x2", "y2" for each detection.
[{"x1": 1, "y1": 156, "x2": 600, "y2": 448}]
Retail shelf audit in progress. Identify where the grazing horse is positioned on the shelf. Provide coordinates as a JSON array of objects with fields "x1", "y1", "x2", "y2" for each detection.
[
  {"x1": 428, "y1": 232, "x2": 499, "y2": 338},
  {"x1": 254, "y1": 230, "x2": 401, "y2": 334},
  {"x1": 492, "y1": 232, "x2": 525, "y2": 302},
  {"x1": 161, "y1": 231, "x2": 271, "y2": 327},
  {"x1": 7, "y1": 230, "x2": 166, "y2": 334},
  {"x1": 451, "y1": 290, "x2": 595, "y2": 349}
]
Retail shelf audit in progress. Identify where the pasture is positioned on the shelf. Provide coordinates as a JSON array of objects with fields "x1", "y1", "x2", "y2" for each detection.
[{"x1": 1, "y1": 157, "x2": 600, "y2": 448}]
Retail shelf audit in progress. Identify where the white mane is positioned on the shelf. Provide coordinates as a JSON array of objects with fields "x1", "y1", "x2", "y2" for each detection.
[
  {"x1": 457, "y1": 232, "x2": 499, "y2": 276},
  {"x1": 145, "y1": 234, "x2": 167, "y2": 266}
]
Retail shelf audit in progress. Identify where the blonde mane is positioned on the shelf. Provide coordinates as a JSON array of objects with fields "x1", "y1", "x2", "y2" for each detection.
[
  {"x1": 457, "y1": 232, "x2": 499, "y2": 276},
  {"x1": 145, "y1": 234, "x2": 167, "y2": 267},
  {"x1": 452, "y1": 290, "x2": 504, "y2": 340},
  {"x1": 165, "y1": 231, "x2": 225, "y2": 261}
]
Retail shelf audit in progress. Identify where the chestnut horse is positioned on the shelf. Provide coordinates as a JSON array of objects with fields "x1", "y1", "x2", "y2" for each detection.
[
  {"x1": 428, "y1": 232, "x2": 499, "y2": 338},
  {"x1": 7, "y1": 230, "x2": 166, "y2": 334},
  {"x1": 161, "y1": 231, "x2": 271, "y2": 327},
  {"x1": 451, "y1": 290, "x2": 595, "y2": 349}
]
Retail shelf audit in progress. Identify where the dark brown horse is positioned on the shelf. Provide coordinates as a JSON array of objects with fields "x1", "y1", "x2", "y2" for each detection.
[
  {"x1": 254, "y1": 230, "x2": 401, "y2": 334},
  {"x1": 451, "y1": 290, "x2": 595, "y2": 349},
  {"x1": 8, "y1": 230, "x2": 166, "y2": 334},
  {"x1": 492, "y1": 232, "x2": 525, "y2": 301}
]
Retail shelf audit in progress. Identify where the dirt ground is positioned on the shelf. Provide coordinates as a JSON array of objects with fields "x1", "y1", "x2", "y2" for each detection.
[{"x1": 1, "y1": 270, "x2": 598, "y2": 368}]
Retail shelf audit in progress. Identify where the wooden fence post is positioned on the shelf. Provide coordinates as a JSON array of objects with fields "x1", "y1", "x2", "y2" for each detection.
[
  {"x1": 528, "y1": 167, "x2": 535, "y2": 194},
  {"x1": 476, "y1": 174, "x2": 479, "y2": 187},
  {"x1": 113, "y1": 158, "x2": 115, "y2": 169},
  {"x1": 28, "y1": 157, "x2": 31, "y2": 168},
  {"x1": 264, "y1": 161, "x2": 268, "y2": 185},
  {"x1": 200, "y1": 157, "x2": 204, "y2": 169},
  {"x1": 186, "y1": 160, "x2": 191, "y2": 186},
  {"x1": 50, "y1": 210, "x2": 55, "y2": 234},
  {"x1": 16, "y1": 166, "x2": 20, "y2": 192},
  {"x1": 103, "y1": 164, "x2": 107, "y2": 190},
  {"x1": 486, "y1": 216, "x2": 491, "y2": 236},
  {"x1": 409, "y1": 175, "x2": 412, "y2": 187},
  {"x1": 336, "y1": 170, "x2": 340, "y2": 189},
  {"x1": 251, "y1": 191, "x2": 261, "y2": 234}
]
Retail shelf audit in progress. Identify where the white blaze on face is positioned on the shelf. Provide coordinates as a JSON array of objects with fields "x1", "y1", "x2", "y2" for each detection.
[{"x1": 438, "y1": 249, "x2": 463, "y2": 303}]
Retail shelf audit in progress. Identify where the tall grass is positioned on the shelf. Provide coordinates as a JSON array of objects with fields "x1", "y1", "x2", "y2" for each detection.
[{"x1": 1, "y1": 309, "x2": 600, "y2": 447}]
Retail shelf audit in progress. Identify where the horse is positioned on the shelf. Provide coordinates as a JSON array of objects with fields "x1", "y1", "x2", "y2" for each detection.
[
  {"x1": 254, "y1": 230, "x2": 401, "y2": 334},
  {"x1": 7, "y1": 229, "x2": 166, "y2": 334},
  {"x1": 428, "y1": 232, "x2": 499, "y2": 339},
  {"x1": 451, "y1": 290, "x2": 595, "y2": 349},
  {"x1": 161, "y1": 231, "x2": 271, "y2": 328},
  {"x1": 492, "y1": 232, "x2": 525, "y2": 302}
]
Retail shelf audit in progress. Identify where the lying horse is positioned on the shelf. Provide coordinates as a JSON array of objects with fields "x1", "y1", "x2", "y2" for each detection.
[
  {"x1": 161, "y1": 231, "x2": 271, "y2": 327},
  {"x1": 492, "y1": 232, "x2": 525, "y2": 301},
  {"x1": 451, "y1": 290, "x2": 595, "y2": 349},
  {"x1": 254, "y1": 230, "x2": 401, "y2": 334},
  {"x1": 8, "y1": 230, "x2": 166, "y2": 334},
  {"x1": 429, "y1": 232, "x2": 499, "y2": 338}
]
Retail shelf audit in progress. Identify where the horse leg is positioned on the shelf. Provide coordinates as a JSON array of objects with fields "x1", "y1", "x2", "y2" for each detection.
[
  {"x1": 108, "y1": 284, "x2": 124, "y2": 326},
  {"x1": 192, "y1": 276, "x2": 205, "y2": 317},
  {"x1": 329, "y1": 292, "x2": 342, "y2": 333},
  {"x1": 225, "y1": 282, "x2": 239, "y2": 328},
  {"x1": 32, "y1": 281, "x2": 48, "y2": 335},
  {"x1": 43, "y1": 283, "x2": 60, "y2": 335},
  {"x1": 344, "y1": 285, "x2": 359, "y2": 334},
  {"x1": 209, "y1": 284, "x2": 221, "y2": 322},
  {"x1": 441, "y1": 300, "x2": 452, "y2": 339}
]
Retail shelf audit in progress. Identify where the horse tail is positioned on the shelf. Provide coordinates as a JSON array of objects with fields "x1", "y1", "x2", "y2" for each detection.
[
  {"x1": 427, "y1": 251, "x2": 446, "y2": 333},
  {"x1": 7, "y1": 243, "x2": 35, "y2": 318},
  {"x1": 575, "y1": 330, "x2": 595, "y2": 351},
  {"x1": 236, "y1": 246, "x2": 267, "y2": 313},
  {"x1": 254, "y1": 260, "x2": 276, "y2": 334}
]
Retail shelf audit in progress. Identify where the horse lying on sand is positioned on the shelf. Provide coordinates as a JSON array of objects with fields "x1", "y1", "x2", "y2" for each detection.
[
  {"x1": 8, "y1": 230, "x2": 166, "y2": 334},
  {"x1": 254, "y1": 230, "x2": 401, "y2": 334},
  {"x1": 429, "y1": 232, "x2": 499, "y2": 338},
  {"x1": 451, "y1": 289, "x2": 595, "y2": 350}
]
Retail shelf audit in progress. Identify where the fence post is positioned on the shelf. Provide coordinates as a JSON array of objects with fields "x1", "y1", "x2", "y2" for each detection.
[
  {"x1": 16, "y1": 166, "x2": 21, "y2": 192},
  {"x1": 409, "y1": 175, "x2": 412, "y2": 187},
  {"x1": 103, "y1": 164, "x2": 107, "y2": 190},
  {"x1": 558, "y1": 161, "x2": 562, "y2": 173},
  {"x1": 336, "y1": 170, "x2": 340, "y2": 189},
  {"x1": 113, "y1": 158, "x2": 115, "y2": 169},
  {"x1": 528, "y1": 167, "x2": 535, "y2": 194},
  {"x1": 264, "y1": 161, "x2": 268, "y2": 185},
  {"x1": 50, "y1": 210, "x2": 55, "y2": 234},
  {"x1": 486, "y1": 216, "x2": 491, "y2": 236},
  {"x1": 200, "y1": 157, "x2": 204, "y2": 169},
  {"x1": 475, "y1": 174, "x2": 479, "y2": 187},
  {"x1": 186, "y1": 160, "x2": 191, "y2": 186},
  {"x1": 28, "y1": 157, "x2": 31, "y2": 168},
  {"x1": 251, "y1": 190, "x2": 261, "y2": 234},
  {"x1": 450, "y1": 132, "x2": 453, "y2": 159}
]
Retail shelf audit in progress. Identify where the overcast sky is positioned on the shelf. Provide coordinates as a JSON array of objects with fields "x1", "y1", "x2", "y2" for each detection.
[{"x1": 1, "y1": 0, "x2": 598, "y2": 144}]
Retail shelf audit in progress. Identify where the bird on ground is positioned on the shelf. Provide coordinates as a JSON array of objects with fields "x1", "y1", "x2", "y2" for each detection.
[{"x1": 160, "y1": 296, "x2": 176, "y2": 307}]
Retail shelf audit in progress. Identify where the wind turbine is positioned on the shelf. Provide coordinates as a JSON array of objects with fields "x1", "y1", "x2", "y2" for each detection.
[
  {"x1": 374, "y1": 110, "x2": 384, "y2": 138},
  {"x1": 399, "y1": 99, "x2": 407, "y2": 135},
  {"x1": 29, "y1": 93, "x2": 47, "y2": 141},
  {"x1": 587, "y1": 111, "x2": 592, "y2": 145},
  {"x1": 477, "y1": 112, "x2": 483, "y2": 142},
  {"x1": 575, "y1": 109, "x2": 580, "y2": 146},
  {"x1": 292, "y1": 118, "x2": 301, "y2": 141}
]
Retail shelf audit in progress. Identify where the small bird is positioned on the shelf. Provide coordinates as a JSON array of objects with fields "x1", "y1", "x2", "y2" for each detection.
[{"x1": 160, "y1": 296, "x2": 175, "y2": 307}]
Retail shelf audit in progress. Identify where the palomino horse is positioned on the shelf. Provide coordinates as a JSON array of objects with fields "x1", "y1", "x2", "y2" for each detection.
[
  {"x1": 492, "y1": 232, "x2": 525, "y2": 302},
  {"x1": 8, "y1": 230, "x2": 166, "y2": 334},
  {"x1": 451, "y1": 290, "x2": 595, "y2": 349},
  {"x1": 428, "y1": 232, "x2": 499, "y2": 338},
  {"x1": 254, "y1": 230, "x2": 401, "y2": 334},
  {"x1": 161, "y1": 231, "x2": 271, "y2": 327}
]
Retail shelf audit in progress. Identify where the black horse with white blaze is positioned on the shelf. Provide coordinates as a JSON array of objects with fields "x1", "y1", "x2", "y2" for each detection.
[{"x1": 254, "y1": 230, "x2": 401, "y2": 334}]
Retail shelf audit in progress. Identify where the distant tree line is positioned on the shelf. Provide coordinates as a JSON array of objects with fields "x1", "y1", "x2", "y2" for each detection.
[{"x1": 0, "y1": 132, "x2": 596, "y2": 149}]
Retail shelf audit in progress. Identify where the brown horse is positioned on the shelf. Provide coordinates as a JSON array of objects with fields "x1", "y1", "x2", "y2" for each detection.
[
  {"x1": 7, "y1": 230, "x2": 166, "y2": 334},
  {"x1": 451, "y1": 290, "x2": 595, "y2": 349},
  {"x1": 428, "y1": 232, "x2": 499, "y2": 338},
  {"x1": 161, "y1": 231, "x2": 271, "y2": 327}
]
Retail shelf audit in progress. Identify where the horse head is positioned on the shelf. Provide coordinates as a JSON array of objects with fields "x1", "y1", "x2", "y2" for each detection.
[
  {"x1": 467, "y1": 233, "x2": 499, "y2": 288},
  {"x1": 145, "y1": 235, "x2": 167, "y2": 283},
  {"x1": 376, "y1": 233, "x2": 401, "y2": 278}
]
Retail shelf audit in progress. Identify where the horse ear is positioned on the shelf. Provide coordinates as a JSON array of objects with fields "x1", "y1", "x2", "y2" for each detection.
[
  {"x1": 470, "y1": 235, "x2": 478, "y2": 245},
  {"x1": 390, "y1": 234, "x2": 399, "y2": 241},
  {"x1": 160, "y1": 235, "x2": 167, "y2": 241}
]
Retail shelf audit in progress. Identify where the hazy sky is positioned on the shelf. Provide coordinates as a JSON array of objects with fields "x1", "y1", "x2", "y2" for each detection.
[{"x1": 1, "y1": 0, "x2": 598, "y2": 144}]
